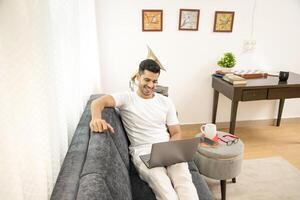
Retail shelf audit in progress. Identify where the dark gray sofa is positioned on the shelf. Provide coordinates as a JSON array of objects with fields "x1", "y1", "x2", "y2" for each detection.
[{"x1": 50, "y1": 95, "x2": 213, "y2": 200}]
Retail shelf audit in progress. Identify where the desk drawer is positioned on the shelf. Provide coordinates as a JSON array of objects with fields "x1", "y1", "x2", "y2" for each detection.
[
  {"x1": 268, "y1": 88, "x2": 300, "y2": 99},
  {"x1": 242, "y1": 89, "x2": 268, "y2": 101}
]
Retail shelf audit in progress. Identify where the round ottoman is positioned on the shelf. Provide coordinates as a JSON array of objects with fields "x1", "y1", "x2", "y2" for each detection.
[{"x1": 194, "y1": 131, "x2": 244, "y2": 200}]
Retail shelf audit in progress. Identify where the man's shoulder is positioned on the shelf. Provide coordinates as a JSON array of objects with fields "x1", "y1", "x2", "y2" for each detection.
[
  {"x1": 110, "y1": 90, "x2": 135, "y2": 106},
  {"x1": 155, "y1": 93, "x2": 173, "y2": 104}
]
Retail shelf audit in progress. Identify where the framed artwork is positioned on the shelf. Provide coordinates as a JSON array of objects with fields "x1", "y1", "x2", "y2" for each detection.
[
  {"x1": 142, "y1": 10, "x2": 163, "y2": 31},
  {"x1": 213, "y1": 11, "x2": 235, "y2": 32},
  {"x1": 179, "y1": 9, "x2": 200, "y2": 31}
]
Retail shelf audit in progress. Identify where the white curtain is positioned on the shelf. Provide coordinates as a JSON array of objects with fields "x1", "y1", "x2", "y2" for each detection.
[{"x1": 0, "y1": 0, "x2": 101, "y2": 199}]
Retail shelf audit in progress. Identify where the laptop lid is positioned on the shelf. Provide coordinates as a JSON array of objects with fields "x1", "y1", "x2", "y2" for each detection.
[{"x1": 148, "y1": 137, "x2": 200, "y2": 168}]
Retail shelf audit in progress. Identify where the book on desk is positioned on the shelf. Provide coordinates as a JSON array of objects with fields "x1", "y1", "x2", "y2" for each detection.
[{"x1": 222, "y1": 74, "x2": 247, "y2": 85}]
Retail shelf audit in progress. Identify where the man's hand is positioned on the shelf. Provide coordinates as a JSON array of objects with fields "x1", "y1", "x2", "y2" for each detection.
[
  {"x1": 90, "y1": 95, "x2": 116, "y2": 133},
  {"x1": 89, "y1": 118, "x2": 114, "y2": 133}
]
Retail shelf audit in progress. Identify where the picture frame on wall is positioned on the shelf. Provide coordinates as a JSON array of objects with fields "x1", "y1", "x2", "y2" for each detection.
[
  {"x1": 178, "y1": 9, "x2": 200, "y2": 31},
  {"x1": 142, "y1": 10, "x2": 163, "y2": 32},
  {"x1": 213, "y1": 11, "x2": 235, "y2": 32}
]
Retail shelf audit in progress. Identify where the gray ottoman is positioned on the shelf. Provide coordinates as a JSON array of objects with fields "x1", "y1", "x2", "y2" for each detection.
[{"x1": 194, "y1": 131, "x2": 244, "y2": 200}]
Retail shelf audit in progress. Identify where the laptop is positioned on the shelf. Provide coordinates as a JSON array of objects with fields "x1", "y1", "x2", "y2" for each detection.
[{"x1": 139, "y1": 137, "x2": 200, "y2": 168}]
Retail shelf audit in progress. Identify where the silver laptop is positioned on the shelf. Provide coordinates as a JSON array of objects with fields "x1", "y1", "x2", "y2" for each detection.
[{"x1": 139, "y1": 137, "x2": 200, "y2": 168}]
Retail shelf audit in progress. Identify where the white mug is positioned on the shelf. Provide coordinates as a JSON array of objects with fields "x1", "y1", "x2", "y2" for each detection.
[{"x1": 201, "y1": 123, "x2": 217, "y2": 140}]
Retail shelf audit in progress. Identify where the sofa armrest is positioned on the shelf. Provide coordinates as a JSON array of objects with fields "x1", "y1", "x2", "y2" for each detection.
[{"x1": 50, "y1": 98, "x2": 94, "y2": 200}]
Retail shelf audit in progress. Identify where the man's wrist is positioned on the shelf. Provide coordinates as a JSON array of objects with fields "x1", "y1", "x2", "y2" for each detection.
[
  {"x1": 170, "y1": 133, "x2": 182, "y2": 141},
  {"x1": 92, "y1": 117, "x2": 101, "y2": 121}
]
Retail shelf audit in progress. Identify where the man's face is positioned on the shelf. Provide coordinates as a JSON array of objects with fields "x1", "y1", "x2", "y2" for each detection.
[{"x1": 137, "y1": 70, "x2": 159, "y2": 99}]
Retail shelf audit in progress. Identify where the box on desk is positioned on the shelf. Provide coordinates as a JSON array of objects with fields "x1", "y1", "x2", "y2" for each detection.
[{"x1": 233, "y1": 69, "x2": 267, "y2": 79}]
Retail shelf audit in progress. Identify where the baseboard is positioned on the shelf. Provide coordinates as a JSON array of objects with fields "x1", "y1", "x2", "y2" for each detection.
[{"x1": 181, "y1": 117, "x2": 300, "y2": 131}]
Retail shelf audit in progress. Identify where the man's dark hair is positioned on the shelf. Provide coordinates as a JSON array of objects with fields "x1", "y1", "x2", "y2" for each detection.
[{"x1": 139, "y1": 59, "x2": 160, "y2": 75}]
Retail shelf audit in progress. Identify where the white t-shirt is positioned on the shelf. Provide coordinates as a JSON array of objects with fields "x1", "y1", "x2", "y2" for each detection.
[{"x1": 111, "y1": 91, "x2": 179, "y2": 150}]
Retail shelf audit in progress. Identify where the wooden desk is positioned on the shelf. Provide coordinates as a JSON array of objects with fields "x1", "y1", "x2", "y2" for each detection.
[{"x1": 212, "y1": 72, "x2": 300, "y2": 134}]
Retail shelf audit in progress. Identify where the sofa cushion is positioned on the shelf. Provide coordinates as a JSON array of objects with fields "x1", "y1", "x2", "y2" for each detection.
[
  {"x1": 188, "y1": 161, "x2": 200, "y2": 172},
  {"x1": 80, "y1": 132, "x2": 132, "y2": 200},
  {"x1": 129, "y1": 161, "x2": 156, "y2": 200},
  {"x1": 77, "y1": 173, "x2": 113, "y2": 200}
]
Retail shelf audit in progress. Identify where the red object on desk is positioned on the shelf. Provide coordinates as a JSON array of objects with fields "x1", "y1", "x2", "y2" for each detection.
[{"x1": 212, "y1": 135, "x2": 219, "y2": 142}]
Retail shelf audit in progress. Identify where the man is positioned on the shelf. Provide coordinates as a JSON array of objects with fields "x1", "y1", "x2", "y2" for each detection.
[{"x1": 90, "y1": 59, "x2": 199, "y2": 200}]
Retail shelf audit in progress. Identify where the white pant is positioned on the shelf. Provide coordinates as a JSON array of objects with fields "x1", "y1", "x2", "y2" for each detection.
[{"x1": 130, "y1": 145, "x2": 199, "y2": 200}]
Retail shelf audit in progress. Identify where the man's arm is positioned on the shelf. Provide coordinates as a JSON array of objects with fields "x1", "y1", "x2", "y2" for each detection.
[
  {"x1": 168, "y1": 124, "x2": 183, "y2": 141},
  {"x1": 90, "y1": 95, "x2": 116, "y2": 133}
]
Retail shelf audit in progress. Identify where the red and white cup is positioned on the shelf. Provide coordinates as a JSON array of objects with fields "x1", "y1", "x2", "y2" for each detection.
[{"x1": 201, "y1": 123, "x2": 218, "y2": 141}]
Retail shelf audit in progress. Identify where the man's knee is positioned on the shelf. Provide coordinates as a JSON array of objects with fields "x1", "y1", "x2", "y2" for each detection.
[
  {"x1": 167, "y1": 163, "x2": 193, "y2": 182},
  {"x1": 168, "y1": 163, "x2": 189, "y2": 174},
  {"x1": 148, "y1": 167, "x2": 166, "y2": 179}
]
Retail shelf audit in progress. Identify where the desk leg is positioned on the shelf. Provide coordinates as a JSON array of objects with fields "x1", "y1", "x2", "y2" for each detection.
[
  {"x1": 277, "y1": 98, "x2": 285, "y2": 126},
  {"x1": 212, "y1": 90, "x2": 219, "y2": 124},
  {"x1": 229, "y1": 101, "x2": 239, "y2": 135}
]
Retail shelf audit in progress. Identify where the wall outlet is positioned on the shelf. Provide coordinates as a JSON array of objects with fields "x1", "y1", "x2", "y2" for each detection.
[{"x1": 243, "y1": 39, "x2": 256, "y2": 51}]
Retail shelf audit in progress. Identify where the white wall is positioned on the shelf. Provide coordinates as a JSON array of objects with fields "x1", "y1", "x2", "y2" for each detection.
[{"x1": 95, "y1": 0, "x2": 300, "y2": 124}]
